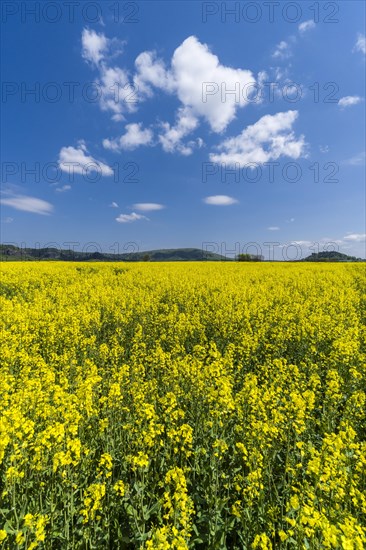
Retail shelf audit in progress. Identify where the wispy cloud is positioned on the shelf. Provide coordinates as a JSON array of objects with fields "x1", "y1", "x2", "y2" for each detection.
[
  {"x1": 55, "y1": 185, "x2": 71, "y2": 193},
  {"x1": 272, "y1": 40, "x2": 292, "y2": 59},
  {"x1": 343, "y1": 152, "x2": 365, "y2": 166},
  {"x1": 298, "y1": 20, "x2": 316, "y2": 34},
  {"x1": 109, "y1": 202, "x2": 119, "y2": 208},
  {"x1": 319, "y1": 145, "x2": 329, "y2": 153},
  {"x1": 203, "y1": 195, "x2": 238, "y2": 206},
  {"x1": 1, "y1": 193, "x2": 53, "y2": 215},
  {"x1": 271, "y1": 20, "x2": 315, "y2": 72},
  {"x1": 116, "y1": 212, "x2": 149, "y2": 223},
  {"x1": 268, "y1": 226, "x2": 280, "y2": 231},
  {"x1": 353, "y1": 33, "x2": 366, "y2": 55},
  {"x1": 132, "y1": 203, "x2": 165, "y2": 212},
  {"x1": 338, "y1": 96, "x2": 363, "y2": 108}
]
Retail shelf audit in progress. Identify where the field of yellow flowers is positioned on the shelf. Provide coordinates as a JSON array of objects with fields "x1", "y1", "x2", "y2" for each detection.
[{"x1": 0, "y1": 262, "x2": 365, "y2": 549}]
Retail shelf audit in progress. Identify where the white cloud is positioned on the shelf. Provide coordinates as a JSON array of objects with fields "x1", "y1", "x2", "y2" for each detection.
[
  {"x1": 55, "y1": 185, "x2": 71, "y2": 193},
  {"x1": 210, "y1": 110, "x2": 306, "y2": 168},
  {"x1": 83, "y1": 32, "x2": 256, "y2": 149},
  {"x1": 298, "y1": 20, "x2": 316, "y2": 34},
  {"x1": 280, "y1": 236, "x2": 365, "y2": 254},
  {"x1": 320, "y1": 237, "x2": 343, "y2": 246},
  {"x1": 159, "y1": 107, "x2": 199, "y2": 155},
  {"x1": 273, "y1": 66, "x2": 285, "y2": 81},
  {"x1": 58, "y1": 141, "x2": 113, "y2": 176},
  {"x1": 1, "y1": 216, "x2": 13, "y2": 223},
  {"x1": 170, "y1": 36, "x2": 255, "y2": 133},
  {"x1": 1, "y1": 194, "x2": 53, "y2": 215},
  {"x1": 203, "y1": 195, "x2": 238, "y2": 206},
  {"x1": 289, "y1": 240, "x2": 313, "y2": 248},
  {"x1": 272, "y1": 41, "x2": 291, "y2": 59},
  {"x1": 116, "y1": 212, "x2": 149, "y2": 223},
  {"x1": 319, "y1": 145, "x2": 329, "y2": 153},
  {"x1": 103, "y1": 123, "x2": 153, "y2": 151},
  {"x1": 134, "y1": 51, "x2": 175, "y2": 96},
  {"x1": 98, "y1": 65, "x2": 134, "y2": 121},
  {"x1": 343, "y1": 151, "x2": 365, "y2": 166},
  {"x1": 286, "y1": 217, "x2": 295, "y2": 223},
  {"x1": 261, "y1": 66, "x2": 304, "y2": 105},
  {"x1": 135, "y1": 35, "x2": 256, "y2": 137},
  {"x1": 268, "y1": 226, "x2": 280, "y2": 231},
  {"x1": 343, "y1": 233, "x2": 366, "y2": 242},
  {"x1": 354, "y1": 33, "x2": 366, "y2": 55},
  {"x1": 133, "y1": 203, "x2": 165, "y2": 211},
  {"x1": 273, "y1": 19, "x2": 316, "y2": 59},
  {"x1": 109, "y1": 202, "x2": 119, "y2": 208},
  {"x1": 81, "y1": 28, "x2": 134, "y2": 121},
  {"x1": 338, "y1": 96, "x2": 362, "y2": 107},
  {"x1": 82, "y1": 28, "x2": 108, "y2": 65}
]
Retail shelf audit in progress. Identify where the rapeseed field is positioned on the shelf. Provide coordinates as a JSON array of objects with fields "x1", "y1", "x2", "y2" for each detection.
[{"x1": 0, "y1": 262, "x2": 365, "y2": 549}]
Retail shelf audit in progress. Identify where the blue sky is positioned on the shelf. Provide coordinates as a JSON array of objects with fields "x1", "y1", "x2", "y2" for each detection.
[{"x1": 1, "y1": 0, "x2": 365, "y2": 259}]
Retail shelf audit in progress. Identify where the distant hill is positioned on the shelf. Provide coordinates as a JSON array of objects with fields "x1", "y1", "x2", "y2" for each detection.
[
  {"x1": 0, "y1": 244, "x2": 232, "y2": 262},
  {"x1": 1, "y1": 245, "x2": 364, "y2": 263},
  {"x1": 300, "y1": 251, "x2": 364, "y2": 262}
]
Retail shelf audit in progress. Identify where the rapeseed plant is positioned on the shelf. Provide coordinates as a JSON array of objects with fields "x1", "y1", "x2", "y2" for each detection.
[{"x1": 0, "y1": 262, "x2": 365, "y2": 548}]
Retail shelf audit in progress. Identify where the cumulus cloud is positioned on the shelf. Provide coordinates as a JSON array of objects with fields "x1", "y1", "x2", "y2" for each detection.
[
  {"x1": 210, "y1": 110, "x2": 306, "y2": 168},
  {"x1": 203, "y1": 195, "x2": 238, "y2": 205},
  {"x1": 134, "y1": 51, "x2": 175, "y2": 96},
  {"x1": 82, "y1": 32, "x2": 312, "y2": 158},
  {"x1": 354, "y1": 33, "x2": 366, "y2": 55},
  {"x1": 1, "y1": 193, "x2": 53, "y2": 215},
  {"x1": 134, "y1": 36, "x2": 256, "y2": 148},
  {"x1": 84, "y1": 32, "x2": 256, "y2": 148},
  {"x1": 159, "y1": 107, "x2": 200, "y2": 155},
  {"x1": 169, "y1": 36, "x2": 255, "y2": 133},
  {"x1": 298, "y1": 20, "x2": 316, "y2": 34},
  {"x1": 135, "y1": 36, "x2": 256, "y2": 133},
  {"x1": 116, "y1": 212, "x2": 149, "y2": 223},
  {"x1": 338, "y1": 96, "x2": 362, "y2": 107},
  {"x1": 58, "y1": 141, "x2": 113, "y2": 176},
  {"x1": 98, "y1": 66, "x2": 135, "y2": 121},
  {"x1": 103, "y1": 123, "x2": 153, "y2": 151},
  {"x1": 132, "y1": 203, "x2": 165, "y2": 211}
]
